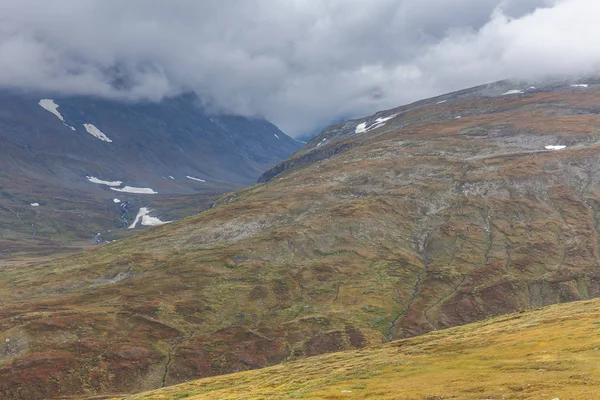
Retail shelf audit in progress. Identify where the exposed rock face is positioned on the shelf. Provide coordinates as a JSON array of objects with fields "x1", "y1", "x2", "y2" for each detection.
[
  {"x1": 4, "y1": 81, "x2": 600, "y2": 398},
  {"x1": 258, "y1": 142, "x2": 357, "y2": 183}
]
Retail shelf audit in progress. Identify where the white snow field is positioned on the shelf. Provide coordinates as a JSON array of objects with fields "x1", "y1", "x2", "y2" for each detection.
[
  {"x1": 128, "y1": 207, "x2": 171, "y2": 229},
  {"x1": 355, "y1": 114, "x2": 397, "y2": 134},
  {"x1": 186, "y1": 176, "x2": 206, "y2": 183},
  {"x1": 111, "y1": 186, "x2": 158, "y2": 194},
  {"x1": 83, "y1": 124, "x2": 112, "y2": 142},
  {"x1": 86, "y1": 176, "x2": 123, "y2": 187},
  {"x1": 38, "y1": 99, "x2": 76, "y2": 130}
]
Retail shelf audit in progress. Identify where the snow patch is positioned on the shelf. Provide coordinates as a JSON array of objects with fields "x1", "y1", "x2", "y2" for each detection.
[
  {"x1": 113, "y1": 198, "x2": 121, "y2": 204},
  {"x1": 355, "y1": 114, "x2": 398, "y2": 134},
  {"x1": 86, "y1": 176, "x2": 122, "y2": 187},
  {"x1": 274, "y1": 133, "x2": 280, "y2": 139},
  {"x1": 316, "y1": 138, "x2": 327, "y2": 147},
  {"x1": 502, "y1": 89, "x2": 524, "y2": 95},
  {"x1": 38, "y1": 99, "x2": 65, "y2": 122},
  {"x1": 545, "y1": 145, "x2": 566, "y2": 150},
  {"x1": 30, "y1": 203, "x2": 40, "y2": 207},
  {"x1": 571, "y1": 84, "x2": 589, "y2": 88},
  {"x1": 186, "y1": 176, "x2": 206, "y2": 183},
  {"x1": 83, "y1": 124, "x2": 112, "y2": 143},
  {"x1": 128, "y1": 207, "x2": 171, "y2": 229},
  {"x1": 436, "y1": 100, "x2": 447, "y2": 104},
  {"x1": 111, "y1": 186, "x2": 157, "y2": 194},
  {"x1": 39, "y1": 99, "x2": 76, "y2": 130},
  {"x1": 355, "y1": 123, "x2": 367, "y2": 134},
  {"x1": 455, "y1": 116, "x2": 462, "y2": 119},
  {"x1": 142, "y1": 214, "x2": 171, "y2": 227},
  {"x1": 129, "y1": 208, "x2": 147, "y2": 229},
  {"x1": 168, "y1": 176, "x2": 175, "y2": 180}
]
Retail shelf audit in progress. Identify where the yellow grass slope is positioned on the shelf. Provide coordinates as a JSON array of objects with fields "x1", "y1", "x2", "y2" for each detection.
[{"x1": 114, "y1": 298, "x2": 600, "y2": 400}]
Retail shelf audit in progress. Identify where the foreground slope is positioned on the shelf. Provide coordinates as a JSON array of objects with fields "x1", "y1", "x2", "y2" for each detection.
[
  {"x1": 4, "y1": 80, "x2": 600, "y2": 398},
  {"x1": 116, "y1": 298, "x2": 600, "y2": 399}
]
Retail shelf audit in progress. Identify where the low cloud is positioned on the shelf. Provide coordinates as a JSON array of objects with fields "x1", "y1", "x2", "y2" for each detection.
[{"x1": 0, "y1": 0, "x2": 596, "y2": 136}]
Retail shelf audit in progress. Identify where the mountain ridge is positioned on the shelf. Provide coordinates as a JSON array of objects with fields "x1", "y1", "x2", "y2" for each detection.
[
  {"x1": 259, "y1": 77, "x2": 600, "y2": 183},
  {"x1": 4, "y1": 79, "x2": 600, "y2": 398}
]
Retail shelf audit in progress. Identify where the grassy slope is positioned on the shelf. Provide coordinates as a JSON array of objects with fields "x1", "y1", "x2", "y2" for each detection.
[
  {"x1": 6, "y1": 90, "x2": 600, "y2": 398},
  {"x1": 115, "y1": 298, "x2": 600, "y2": 399}
]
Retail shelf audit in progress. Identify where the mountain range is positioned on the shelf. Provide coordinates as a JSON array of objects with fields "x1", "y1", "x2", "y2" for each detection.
[
  {"x1": 3, "y1": 78, "x2": 600, "y2": 399},
  {"x1": 0, "y1": 90, "x2": 301, "y2": 255}
]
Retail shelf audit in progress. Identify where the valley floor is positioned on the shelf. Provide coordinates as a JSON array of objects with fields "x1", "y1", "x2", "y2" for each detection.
[{"x1": 112, "y1": 298, "x2": 600, "y2": 399}]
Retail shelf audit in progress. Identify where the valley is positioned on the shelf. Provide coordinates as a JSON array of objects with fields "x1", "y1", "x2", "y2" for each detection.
[
  {"x1": 0, "y1": 91, "x2": 301, "y2": 255},
  {"x1": 3, "y1": 80, "x2": 600, "y2": 398}
]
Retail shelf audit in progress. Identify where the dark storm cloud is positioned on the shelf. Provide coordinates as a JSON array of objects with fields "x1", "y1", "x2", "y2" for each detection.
[{"x1": 0, "y1": 0, "x2": 594, "y2": 136}]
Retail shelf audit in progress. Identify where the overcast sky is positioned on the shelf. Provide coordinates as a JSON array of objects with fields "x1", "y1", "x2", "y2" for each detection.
[{"x1": 0, "y1": 0, "x2": 597, "y2": 136}]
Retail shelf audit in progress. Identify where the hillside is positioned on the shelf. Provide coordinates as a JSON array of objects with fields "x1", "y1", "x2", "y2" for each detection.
[
  {"x1": 0, "y1": 91, "x2": 301, "y2": 254},
  {"x1": 114, "y1": 298, "x2": 600, "y2": 399},
  {"x1": 3, "y1": 80, "x2": 600, "y2": 398}
]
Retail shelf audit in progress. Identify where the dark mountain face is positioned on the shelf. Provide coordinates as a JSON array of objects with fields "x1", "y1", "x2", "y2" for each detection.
[{"x1": 0, "y1": 91, "x2": 301, "y2": 253}]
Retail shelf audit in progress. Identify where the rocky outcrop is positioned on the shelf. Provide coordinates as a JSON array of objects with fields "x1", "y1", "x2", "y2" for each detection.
[{"x1": 258, "y1": 142, "x2": 357, "y2": 183}]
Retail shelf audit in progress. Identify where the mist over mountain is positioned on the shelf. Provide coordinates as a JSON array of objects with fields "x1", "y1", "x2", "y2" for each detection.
[
  {"x1": 0, "y1": 0, "x2": 598, "y2": 136},
  {"x1": 3, "y1": 2, "x2": 600, "y2": 399}
]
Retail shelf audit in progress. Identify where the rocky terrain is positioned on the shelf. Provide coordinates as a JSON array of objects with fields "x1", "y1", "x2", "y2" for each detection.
[
  {"x1": 3, "y1": 80, "x2": 600, "y2": 398},
  {"x1": 0, "y1": 90, "x2": 300, "y2": 254}
]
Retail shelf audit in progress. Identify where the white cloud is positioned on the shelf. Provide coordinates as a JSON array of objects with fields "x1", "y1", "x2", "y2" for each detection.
[{"x1": 0, "y1": 0, "x2": 596, "y2": 136}]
